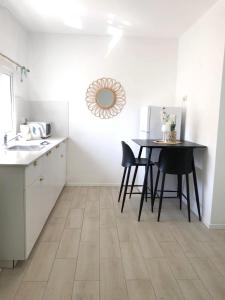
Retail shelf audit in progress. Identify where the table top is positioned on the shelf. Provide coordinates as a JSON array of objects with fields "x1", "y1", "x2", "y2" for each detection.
[{"x1": 132, "y1": 139, "x2": 207, "y2": 149}]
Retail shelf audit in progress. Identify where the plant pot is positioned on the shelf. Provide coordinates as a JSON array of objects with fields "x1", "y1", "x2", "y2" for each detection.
[{"x1": 168, "y1": 131, "x2": 177, "y2": 142}]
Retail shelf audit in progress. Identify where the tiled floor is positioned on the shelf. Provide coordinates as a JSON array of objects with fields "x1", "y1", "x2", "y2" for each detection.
[{"x1": 1, "y1": 186, "x2": 225, "y2": 299}]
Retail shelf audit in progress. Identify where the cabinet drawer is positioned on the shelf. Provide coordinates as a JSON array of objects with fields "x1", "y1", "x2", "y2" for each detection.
[{"x1": 25, "y1": 158, "x2": 41, "y2": 187}]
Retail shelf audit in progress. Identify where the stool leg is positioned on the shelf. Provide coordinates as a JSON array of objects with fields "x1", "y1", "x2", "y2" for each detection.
[
  {"x1": 138, "y1": 165, "x2": 150, "y2": 222},
  {"x1": 118, "y1": 167, "x2": 127, "y2": 202},
  {"x1": 145, "y1": 182, "x2": 148, "y2": 202},
  {"x1": 150, "y1": 164, "x2": 154, "y2": 201},
  {"x1": 157, "y1": 173, "x2": 166, "y2": 222},
  {"x1": 129, "y1": 166, "x2": 138, "y2": 198},
  {"x1": 186, "y1": 174, "x2": 191, "y2": 222},
  {"x1": 152, "y1": 169, "x2": 160, "y2": 212},
  {"x1": 145, "y1": 165, "x2": 148, "y2": 202},
  {"x1": 178, "y1": 175, "x2": 182, "y2": 210},
  {"x1": 121, "y1": 167, "x2": 131, "y2": 213}
]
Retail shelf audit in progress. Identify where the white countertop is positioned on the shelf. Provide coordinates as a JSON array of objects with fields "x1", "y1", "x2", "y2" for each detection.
[{"x1": 0, "y1": 137, "x2": 67, "y2": 166}]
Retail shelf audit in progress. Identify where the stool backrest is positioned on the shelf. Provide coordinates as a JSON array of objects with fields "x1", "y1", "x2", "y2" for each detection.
[
  {"x1": 121, "y1": 141, "x2": 136, "y2": 167},
  {"x1": 158, "y1": 148, "x2": 193, "y2": 175}
]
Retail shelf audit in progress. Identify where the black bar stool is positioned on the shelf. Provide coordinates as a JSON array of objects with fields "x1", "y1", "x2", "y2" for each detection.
[
  {"x1": 153, "y1": 148, "x2": 200, "y2": 222},
  {"x1": 118, "y1": 141, "x2": 154, "y2": 218}
]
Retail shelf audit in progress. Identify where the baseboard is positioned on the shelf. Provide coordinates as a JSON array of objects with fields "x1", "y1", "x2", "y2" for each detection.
[{"x1": 66, "y1": 182, "x2": 120, "y2": 187}]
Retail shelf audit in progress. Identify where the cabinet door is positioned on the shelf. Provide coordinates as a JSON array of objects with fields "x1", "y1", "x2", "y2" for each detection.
[
  {"x1": 25, "y1": 178, "x2": 45, "y2": 257},
  {"x1": 58, "y1": 142, "x2": 66, "y2": 191},
  {"x1": 41, "y1": 149, "x2": 57, "y2": 210}
]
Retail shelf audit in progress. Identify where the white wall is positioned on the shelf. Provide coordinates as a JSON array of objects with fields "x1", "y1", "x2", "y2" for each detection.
[
  {"x1": 27, "y1": 34, "x2": 178, "y2": 185},
  {"x1": 176, "y1": 0, "x2": 225, "y2": 227},
  {"x1": 211, "y1": 51, "x2": 225, "y2": 227},
  {"x1": 0, "y1": 6, "x2": 29, "y2": 135}
]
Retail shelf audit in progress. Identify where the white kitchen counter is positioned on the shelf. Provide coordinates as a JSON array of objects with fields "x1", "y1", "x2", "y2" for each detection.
[{"x1": 0, "y1": 137, "x2": 67, "y2": 166}]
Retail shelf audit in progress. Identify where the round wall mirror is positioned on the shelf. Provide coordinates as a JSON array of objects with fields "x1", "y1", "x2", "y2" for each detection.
[
  {"x1": 86, "y1": 78, "x2": 126, "y2": 119},
  {"x1": 96, "y1": 88, "x2": 116, "y2": 109}
]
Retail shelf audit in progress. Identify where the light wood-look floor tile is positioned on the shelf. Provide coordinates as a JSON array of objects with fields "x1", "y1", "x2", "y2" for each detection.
[
  {"x1": 166, "y1": 255, "x2": 197, "y2": 280},
  {"x1": 71, "y1": 187, "x2": 87, "y2": 209},
  {"x1": 146, "y1": 258, "x2": 184, "y2": 300},
  {"x1": 121, "y1": 242, "x2": 149, "y2": 280},
  {"x1": 75, "y1": 242, "x2": 99, "y2": 280},
  {"x1": 100, "y1": 187, "x2": 114, "y2": 209},
  {"x1": 40, "y1": 220, "x2": 65, "y2": 243},
  {"x1": 116, "y1": 219, "x2": 138, "y2": 243},
  {"x1": 51, "y1": 201, "x2": 70, "y2": 218},
  {"x1": 72, "y1": 281, "x2": 99, "y2": 300},
  {"x1": 100, "y1": 258, "x2": 128, "y2": 300},
  {"x1": 135, "y1": 225, "x2": 164, "y2": 258},
  {"x1": 14, "y1": 282, "x2": 46, "y2": 300},
  {"x1": 23, "y1": 242, "x2": 58, "y2": 282},
  {"x1": 100, "y1": 208, "x2": 116, "y2": 229},
  {"x1": 126, "y1": 280, "x2": 156, "y2": 300},
  {"x1": 56, "y1": 229, "x2": 81, "y2": 258},
  {"x1": 0, "y1": 261, "x2": 27, "y2": 300},
  {"x1": 160, "y1": 241, "x2": 185, "y2": 257},
  {"x1": 81, "y1": 217, "x2": 99, "y2": 243},
  {"x1": 149, "y1": 222, "x2": 175, "y2": 242},
  {"x1": 100, "y1": 227, "x2": 121, "y2": 258},
  {"x1": 65, "y1": 208, "x2": 84, "y2": 229},
  {"x1": 178, "y1": 279, "x2": 212, "y2": 300},
  {"x1": 43, "y1": 259, "x2": 76, "y2": 300},
  {"x1": 190, "y1": 257, "x2": 225, "y2": 300}
]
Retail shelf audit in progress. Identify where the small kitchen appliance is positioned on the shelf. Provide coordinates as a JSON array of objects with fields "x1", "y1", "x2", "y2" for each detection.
[{"x1": 28, "y1": 122, "x2": 51, "y2": 139}]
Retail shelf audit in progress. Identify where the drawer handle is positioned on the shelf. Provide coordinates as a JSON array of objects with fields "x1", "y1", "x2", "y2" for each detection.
[
  {"x1": 60, "y1": 154, "x2": 64, "y2": 158},
  {"x1": 39, "y1": 177, "x2": 44, "y2": 181},
  {"x1": 33, "y1": 161, "x2": 38, "y2": 166}
]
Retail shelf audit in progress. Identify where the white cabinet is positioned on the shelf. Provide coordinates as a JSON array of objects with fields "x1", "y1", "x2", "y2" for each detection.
[
  {"x1": 0, "y1": 139, "x2": 67, "y2": 265},
  {"x1": 25, "y1": 177, "x2": 44, "y2": 257}
]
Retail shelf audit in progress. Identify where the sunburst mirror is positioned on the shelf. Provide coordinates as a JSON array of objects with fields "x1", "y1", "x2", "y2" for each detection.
[{"x1": 86, "y1": 77, "x2": 126, "y2": 119}]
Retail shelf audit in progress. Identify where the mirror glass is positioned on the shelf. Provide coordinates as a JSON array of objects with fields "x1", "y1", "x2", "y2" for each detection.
[{"x1": 96, "y1": 88, "x2": 115, "y2": 108}]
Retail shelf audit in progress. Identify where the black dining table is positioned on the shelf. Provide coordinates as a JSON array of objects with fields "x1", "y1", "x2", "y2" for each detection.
[{"x1": 132, "y1": 139, "x2": 207, "y2": 221}]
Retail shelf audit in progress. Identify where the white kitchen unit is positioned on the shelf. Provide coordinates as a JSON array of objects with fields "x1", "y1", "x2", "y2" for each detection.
[{"x1": 0, "y1": 138, "x2": 66, "y2": 268}]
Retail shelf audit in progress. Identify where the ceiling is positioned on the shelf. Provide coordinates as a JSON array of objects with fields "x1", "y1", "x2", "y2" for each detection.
[{"x1": 1, "y1": 0, "x2": 218, "y2": 37}]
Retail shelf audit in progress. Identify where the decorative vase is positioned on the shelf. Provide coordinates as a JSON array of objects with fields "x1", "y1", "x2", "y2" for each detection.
[
  {"x1": 161, "y1": 124, "x2": 170, "y2": 142},
  {"x1": 168, "y1": 131, "x2": 177, "y2": 142}
]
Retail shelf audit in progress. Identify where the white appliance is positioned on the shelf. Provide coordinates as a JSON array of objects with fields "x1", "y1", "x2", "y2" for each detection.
[
  {"x1": 138, "y1": 106, "x2": 182, "y2": 193},
  {"x1": 28, "y1": 122, "x2": 51, "y2": 139},
  {"x1": 139, "y1": 106, "x2": 182, "y2": 140}
]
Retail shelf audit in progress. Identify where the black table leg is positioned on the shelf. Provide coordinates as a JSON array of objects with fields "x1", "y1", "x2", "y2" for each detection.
[
  {"x1": 192, "y1": 158, "x2": 202, "y2": 221},
  {"x1": 138, "y1": 148, "x2": 152, "y2": 221},
  {"x1": 129, "y1": 146, "x2": 143, "y2": 198},
  {"x1": 178, "y1": 175, "x2": 182, "y2": 210}
]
